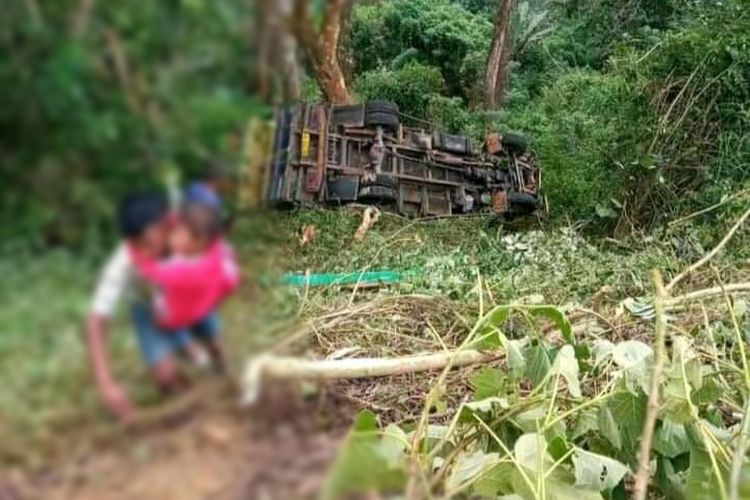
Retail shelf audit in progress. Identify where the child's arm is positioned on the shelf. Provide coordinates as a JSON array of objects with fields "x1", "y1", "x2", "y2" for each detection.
[{"x1": 128, "y1": 243, "x2": 223, "y2": 288}]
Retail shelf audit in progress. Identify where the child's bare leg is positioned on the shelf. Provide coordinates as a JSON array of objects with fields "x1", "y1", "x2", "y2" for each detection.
[
  {"x1": 151, "y1": 356, "x2": 191, "y2": 394},
  {"x1": 183, "y1": 340, "x2": 211, "y2": 369},
  {"x1": 192, "y1": 313, "x2": 225, "y2": 373},
  {"x1": 204, "y1": 338, "x2": 226, "y2": 373}
]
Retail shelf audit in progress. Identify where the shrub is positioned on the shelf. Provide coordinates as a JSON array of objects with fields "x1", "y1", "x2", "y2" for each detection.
[
  {"x1": 501, "y1": 70, "x2": 651, "y2": 225},
  {"x1": 355, "y1": 62, "x2": 446, "y2": 119}
]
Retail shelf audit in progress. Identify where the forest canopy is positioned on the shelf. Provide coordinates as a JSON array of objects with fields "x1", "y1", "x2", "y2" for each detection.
[{"x1": 1, "y1": 0, "x2": 748, "y2": 247}]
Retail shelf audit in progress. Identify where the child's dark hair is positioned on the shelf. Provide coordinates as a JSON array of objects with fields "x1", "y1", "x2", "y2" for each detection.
[
  {"x1": 180, "y1": 202, "x2": 222, "y2": 242},
  {"x1": 201, "y1": 162, "x2": 226, "y2": 183},
  {"x1": 118, "y1": 192, "x2": 168, "y2": 238}
]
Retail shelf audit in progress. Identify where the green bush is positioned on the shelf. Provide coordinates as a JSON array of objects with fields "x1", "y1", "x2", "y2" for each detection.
[
  {"x1": 501, "y1": 70, "x2": 651, "y2": 224},
  {"x1": 355, "y1": 61, "x2": 446, "y2": 119},
  {"x1": 350, "y1": 0, "x2": 490, "y2": 100}
]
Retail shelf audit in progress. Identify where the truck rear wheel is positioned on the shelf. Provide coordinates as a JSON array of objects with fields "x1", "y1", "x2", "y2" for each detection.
[
  {"x1": 358, "y1": 185, "x2": 397, "y2": 204},
  {"x1": 501, "y1": 133, "x2": 528, "y2": 153},
  {"x1": 365, "y1": 101, "x2": 400, "y2": 131}
]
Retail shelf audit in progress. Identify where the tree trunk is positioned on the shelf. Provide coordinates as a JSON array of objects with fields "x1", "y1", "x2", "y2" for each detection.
[
  {"x1": 292, "y1": 0, "x2": 351, "y2": 104},
  {"x1": 484, "y1": 0, "x2": 515, "y2": 110},
  {"x1": 70, "y1": 0, "x2": 95, "y2": 37},
  {"x1": 255, "y1": 0, "x2": 300, "y2": 103}
]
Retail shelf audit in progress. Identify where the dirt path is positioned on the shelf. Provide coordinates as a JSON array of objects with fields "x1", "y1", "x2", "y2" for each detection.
[{"x1": 2, "y1": 384, "x2": 355, "y2": 500}]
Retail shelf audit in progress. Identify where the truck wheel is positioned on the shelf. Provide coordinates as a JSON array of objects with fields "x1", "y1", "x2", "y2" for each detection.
[
  {"x1": 365, "y1": 100, "x2": 400, "y2": 131},
  {"x1": 361, "y1": 173, "x2": 397, "y2": 189},
  {"x1": 358, "y1": 185, "x2": 397, "y2": 204},
  {"x1": 501, "y1": 133, "x2": 528, "y2": 153},
  {"x1": 508, "y1": 192, "x2": 538, "y2": 214}
]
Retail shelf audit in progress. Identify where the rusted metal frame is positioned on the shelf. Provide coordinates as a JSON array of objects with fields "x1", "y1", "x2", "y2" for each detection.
[
  {"x1": 283, "y1": 105, "x2": 302, "y2": 202},
  {"x1": 291, "y1": 104, "x2": 311, "y2": 202}
]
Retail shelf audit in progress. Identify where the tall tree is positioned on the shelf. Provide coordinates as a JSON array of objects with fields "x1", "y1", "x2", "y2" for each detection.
[
  {"x1": 484, "y1": 0, "x2": 515, "y2": 109},
  {"x1": 292, "y1": 0, "x2": 351, "y2": 104},
  {"x1": 256, "y1": 0, "x2": 300, "y2": 103}
]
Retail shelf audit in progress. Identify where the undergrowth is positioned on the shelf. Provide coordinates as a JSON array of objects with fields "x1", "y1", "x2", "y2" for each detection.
[{"x1": 1, "y1": 207, "x2": 747, "y2": 496}]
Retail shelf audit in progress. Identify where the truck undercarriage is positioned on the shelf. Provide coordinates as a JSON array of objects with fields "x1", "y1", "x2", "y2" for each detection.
[{"x1": 265, "y1": 101, "x2": 542, "y2": 217}]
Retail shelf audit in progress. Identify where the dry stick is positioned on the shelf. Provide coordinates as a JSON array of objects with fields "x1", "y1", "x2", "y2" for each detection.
[
  {"x1": 668, "y1": 189, "x2": 750, "y2": 227},
  {"x1": 731, "y1": 398, "x2": 750, "y2": 500},
  {"x1": 243, "y1": 350, "x2": 500, "y2": 403},
  {"x1": 711, "y1": 269, "x2": 750, "y2": 500},
  {"x1": 666, "y1": 282, "x2": 750, "y2": 307},
  {"x1": 665, "y1": 206, "x2": 750, "y2": 292},
  {"x1": 633, "y1": 270, "x2": 669, "y2": 500}
]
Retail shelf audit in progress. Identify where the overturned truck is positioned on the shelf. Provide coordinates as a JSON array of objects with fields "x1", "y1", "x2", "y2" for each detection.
[{"x1": 265, "y1": 101, "x2": 542, "y2": 217}]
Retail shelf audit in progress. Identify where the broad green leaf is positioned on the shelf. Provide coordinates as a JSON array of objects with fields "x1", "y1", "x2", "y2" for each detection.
[
  {"x1": 515, "y1": 404, "x2": 547, "y2": 433},
  {"x1": 514, "y1": 433, "x2": 552, "y2": 473},
  {"x1": 352, "y1": 409, "x2": 378, "y2": 431},
  {"x1": 510, "y1": 434, "x2": 602, "y2": 500},
  {"x1": 655, "y1": 455, "x2": 687, "y2": 498},
  {"x1": 524, "y1": 343, "x2": 551, "y2": 386},
  {"x1": 670, "y1": 336, "x2": 702, "y2": 390},
  {"x1": 608, "y1": 390, "x2": 647, "y2": 457},
  {"x1": 572, "y1": 448, "x2": 629, "y2": 491},
  {"x1": 692, "y1": 377, "x2": 723, "y2": 405},
  {"x1": 572, "y1": 407, "x2": 599, "y2": 439},
  {"x1": 663, "y1": 378, "x2": 695, "y2": 424},
  {"x1": 427, "y1": 383, "x2": 448, "y2": 414},
  {"x1": 546, "y1": 432, "x2": 571, "y2": 461},
  {"x1": 321, "y1": 411, "x2": 406, "y2": 499},
  {"x1": 592, "y1": 339, "x2": 615, "y2": 367},
  {"x1": 447, "y1": 450, "x2": 500, "y2": 491},
  {"x1": 476, "y1": 305, "x2": 574, "y2": 346},
  {"x1": 508, "y1": 339, "x2": 526, "y2": 379},
  {"x1": 551, "y1": 344, "x2": 582, "y2": 398},
  {"x1": 685, "y1": 443, "x2": 729, "y2": 500},
  {"x1": 612, "y1": 340, "x2": 652, "y2": 368},
  {"x1": 473, "y1": 463, "x2": 516, "y2": 496},
  {"x1": 528, "y1": 305, "x2": 574, "y2": 344},
  {"x1": 598, "y1": 405, "x2": 622, "y2": 451},
  {"x1": 470, "y1": 367, "x2": 505, "y2": 399},
  {"x1": 477, "y1": 305, "x2": 510, "y2": 339},
  {"x1": 380, "y1": 424, "x2": 408, "y2": 466},
  {"x1": 459, "y1": 397, "x2": 510, "y2": 422},
  {"x1": 475, "y1": 308, "x2": 509, "y2": 349},
  {"x1": 654, "y1": 421, "x2": 690, "y2": 458},
  {"x1": 612, "y1": 340, "x2": 653, "y2": 391},
  {"x1": 612, "y1": 340, "x2": 652, "y2": 394}
]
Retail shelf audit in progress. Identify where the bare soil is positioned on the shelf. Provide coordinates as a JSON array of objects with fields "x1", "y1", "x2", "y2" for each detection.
[{"x1": 0, "y1": 382, "x2": 356, "y2": 500}]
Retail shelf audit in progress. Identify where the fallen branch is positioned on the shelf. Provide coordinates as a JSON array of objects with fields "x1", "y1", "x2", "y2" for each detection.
[
  {"x1": 633, "y1": 270, "x2": 669, "y2": 500},
  {"x1": 666, "y1": 206, "x2": 750, "y2": 291},
  {"x1": 353, "y1": 206, "x2": 381, "y2": 242},
  {"x1": 668, "y1": 189, "x2": 750, "y2": 227},
  {"x1": 243, "y1": 350, "x2": 499, "y2": 404},
  {"x1": 667, "y1": 282, "x2": 750, "y2": 307}
]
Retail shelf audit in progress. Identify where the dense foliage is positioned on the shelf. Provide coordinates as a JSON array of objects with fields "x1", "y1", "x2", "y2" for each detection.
[
  {"x1": 352, "y1": 0, "x2": 749, "y2": 232},
  {"x1": 1, "y1": 0, "x2": 747, "y2": 246},
  {"x1": 0, "y1": 0, "x2": 258, "y2": 247}
]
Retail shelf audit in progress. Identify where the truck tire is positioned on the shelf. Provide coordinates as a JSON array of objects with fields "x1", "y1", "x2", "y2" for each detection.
[
  {"x1": 501, "y1": 133, "x2": 528, "y2": 153},
  {"x1": 360, "y1": 173, "x2": 397, "y2": 189},
  {"x1": 508, "y1": 192, "x2": 538, "y2": 214},
  {"x1": 365, "y1": 100, "x2": 400, "y2": 131},
  {"x1": 358, "y1": 185, "x2": 397, "y2": 204}
]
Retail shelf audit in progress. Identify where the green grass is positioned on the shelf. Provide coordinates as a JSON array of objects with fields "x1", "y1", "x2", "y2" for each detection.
[{"x1": 0, "y1": 208, "x2": 746, "y2": 467}]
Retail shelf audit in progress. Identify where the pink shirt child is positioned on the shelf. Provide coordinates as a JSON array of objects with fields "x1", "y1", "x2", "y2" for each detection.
[{"x1": 128, "y1": 240, "x2": 240, "y2": 330}]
